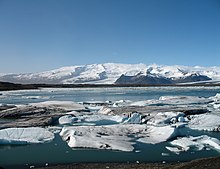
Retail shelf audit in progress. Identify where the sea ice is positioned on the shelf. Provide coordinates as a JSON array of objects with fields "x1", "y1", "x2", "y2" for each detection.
[
  {"x1": 138, "y1": 125, "x2": 179, "y2": 144},
  {"x1": 188, "y1": 113, "x2": 220, "y2": 131},
  {"x1": 30, "y1": 101, "x2": 86, "y2": 111},
  {"x1": 123, "y1": 112, "x2": 142, "y2": 124},
  {"x1": 60, "y1": 124, "x2": 147, "y2": 151},
  {"x1": 58, "y1": 115, "x2": 80, "y2": 125},
  {"x1": 159, "y1": 96, "x2": 212, "y2": 105},
  {"x1": 147, "y1": 111, "x2": 186, "y2": 126},
  {"x1": 167, "y1": 135, "x2": 220, "y2": 153},
  {"x1": 0, "y1": 127, "x2": 54, "y2": 144}
]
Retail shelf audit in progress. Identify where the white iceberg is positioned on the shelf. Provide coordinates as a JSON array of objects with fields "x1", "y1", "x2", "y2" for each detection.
[
  {"x1": 123, "y1": 112, "x2": 142, "y2": 124},
  {"x1": 60, "y1": 124, "x2": 147, "y2": 151},
  {"x1": 138, "y1": 125, "x2": 179, "y2": 144},
  {"x1": 59, "y1": 123, "x2": 180, "y2": 151},
  {"x1": 188, "y1": 113, "x2": 220, "y2": 131},
  {"x1": 159, "y1": 96, "x2": 212, "y2": 105},
  {"x1": 98, "y1": 106, "x2": 115, "y2": 115},
  {"x1": 147, "y1": 111, "x2": 186, "y2": 126},
  {"x1": 58, "y1": 115, "x2": 80, "y2": 125},
  {"x1": 167, "y1": 135, "x2": 220, "y2": 153},
  {"x1": 0, "y1": 127, "x2": 54, "y2": 144},
  {"x1": 30, "y1": 101, "x2": 86, "y2": 111}
]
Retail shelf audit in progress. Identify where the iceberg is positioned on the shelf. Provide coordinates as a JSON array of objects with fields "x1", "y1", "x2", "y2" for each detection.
[
  {"x1": 123, "y1": 112, "x2": 142, "y2": 124},
  {"x1": 159, "y1": 96, "x2": 212, "y2": 105},
  {"x1": 138, "y1": 125, "x2": 179, "y2": 144},
  {"x1": 58, "y1": 114, "x2": 126, "y2": 126},
  {"x1": 167, "y1": 135, "x2": 220, "y2": 153},
  {"x1": 30, "y1": 101, "x2": 86, "y2": 111},
  {"x1": 188, "y1": 113, "x2": 220, "y2": 131},
  {"x1": 147, "y1": 111, "x2": 186, "y2": 126},
  {"x1": 60, "y1": 124, "x2": 147, "y2": 151},
  {"x1": 0, "y1": 127, "x2": 54, "y2": 145},
  {"x1": 58, "y1": 115, "x2": 80, "y2": 125},
  {"x1": 59, "y1": 123, "x2": 180, "y2": 151}
]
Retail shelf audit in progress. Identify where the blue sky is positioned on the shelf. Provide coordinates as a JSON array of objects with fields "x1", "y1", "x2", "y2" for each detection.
[{"x1": 0, "y1": 0, "x2": 219, "y2": 73}]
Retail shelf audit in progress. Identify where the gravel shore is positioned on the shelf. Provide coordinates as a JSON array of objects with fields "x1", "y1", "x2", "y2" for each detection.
[{"x1": 35, "y1": 156, "x2": 220, "y2": 169}]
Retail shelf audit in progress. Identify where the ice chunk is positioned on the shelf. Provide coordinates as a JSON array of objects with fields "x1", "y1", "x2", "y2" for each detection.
[
  {"x1": 159, "y1": 96, "x2": 211, "y2": 105},
  {"x1": 60, "y1": 124, "x2": 147, "y2": 151},
  {"x1": 77, "y1": 114, "x2": 127, "y2": 126},
  {"x1": 167, "y1": 135, "x2": 220, "y2": 153},
  {"x1": 59, "y1": 115, "x2": 79, "y2": 125},
  {"x1": 30, "y1": 101, "x2": 86, "y2": 111},
  {"x1": 147, "y1": 111, "x2": 185, "y2": 126},
  {"x1": 0, "y1": 127, "x2": 54, "y2": 144},
  {"x1": 98, "y1": 106, "x2": 115, "y2": 115},
  {"x1": 188, "y1": 114, "x2": 220, "y2": 131},
  {"x1": 138, "y1": 125, "x2": 179, "y2": 144},
  {"x1": 123, "y1": 112, "x2": 142, "y2": 124}
]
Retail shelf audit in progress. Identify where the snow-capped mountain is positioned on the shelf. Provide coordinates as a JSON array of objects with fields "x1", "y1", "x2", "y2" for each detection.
[{"x1": 0, "y1": 63, "x2": 220, "y2": 84}]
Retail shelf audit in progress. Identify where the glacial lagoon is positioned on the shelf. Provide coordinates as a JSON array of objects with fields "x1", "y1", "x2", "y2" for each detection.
[{"x1": 0, "y1": 86, "x2": 220, "y2": 169}]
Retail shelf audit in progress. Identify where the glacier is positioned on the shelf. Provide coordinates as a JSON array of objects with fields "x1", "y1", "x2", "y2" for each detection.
[{"x1": 0, "y1": 63, "x2": 220, "y2": 84}]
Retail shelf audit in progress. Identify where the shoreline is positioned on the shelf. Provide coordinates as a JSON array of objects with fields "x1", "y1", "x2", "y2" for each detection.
[
  {"x1": 32, "y1": 156, "x2": 220, "y2": 169},
  {"x1": 1, "y1": 155, "x2": 220, "y2": 169},
  {"x1": 1, "y1": 81, "x2": 220, "y2": 92}
]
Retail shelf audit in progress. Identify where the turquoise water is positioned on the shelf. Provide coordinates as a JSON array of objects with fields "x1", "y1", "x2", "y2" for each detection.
[{"x1": 0, "y1": 87, "x2": 220, "y2": 169}]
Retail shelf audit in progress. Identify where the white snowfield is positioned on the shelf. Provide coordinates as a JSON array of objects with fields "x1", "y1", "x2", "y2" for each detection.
[
  {"x1": 0, "y1": 127, "x2": 54, "y2": 144},
  {"x1": 1, "y1": 63, "x2": 220, "y2": 84}
]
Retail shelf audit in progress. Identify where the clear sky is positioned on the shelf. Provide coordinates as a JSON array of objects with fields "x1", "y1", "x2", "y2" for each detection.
[{"x1": 0, "y1": 0, "x2": 219, "y2": 73}]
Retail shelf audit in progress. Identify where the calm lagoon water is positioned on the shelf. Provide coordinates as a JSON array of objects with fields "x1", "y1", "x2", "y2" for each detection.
[{"x1": 0, "y1": 87, "x2": 220, "y2": 168}]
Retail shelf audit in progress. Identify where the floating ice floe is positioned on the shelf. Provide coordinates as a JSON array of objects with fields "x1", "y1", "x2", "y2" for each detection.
[
  {"x1": 98, "y1": 106, "x2": 115, "y2": 115},
  {"x1": 188, "y1": 113, "x2": 220, "y2": 131},
  {"x1": 147, "y1": 111, "x2": 187, "y2": 126},
  {"x1": 59, "y1": 114, "x2": 127, "y2": 126},
  {"x1": 59, "y1": 115, "x2": 80, "y2": 125},
  {"x1": 60, "y1": 124, "x2": 180, "y2": 151},
  {"x1": 209, "y1": 93, "x2": 220, "y2": 109},
  {"x1": 0, "y1": 127, "x2": 54, "y2": 144},
  {"x1": 209, "y1": 93, "x2": 220, "y2": 102},
  {"x1": 130, "y1": 96, "x2": 212, "y2": 106},
  {"x1": 21, "y1": 96, "x2": 50, "y2": 100},
  {"x1": 30, "y1": 101, "x2": 86, "y2": 111},
  {"x1": 138, "y1": 125, "x2": 179, "y2": 144},
  {"x1": 60, "y1": 124, "x2": 145, "y2": 151},
  {"x1": 166, "y1": 135, "x2": 220, "y2": 154},
  {"x1": 159, "y1": 96, "x2": 212, "y2": 105},
  {"x1": 123, "y1": 112, "x2": 142, "y2": 124}
]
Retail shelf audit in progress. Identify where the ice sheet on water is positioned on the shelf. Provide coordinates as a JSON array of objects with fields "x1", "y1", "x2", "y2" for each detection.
[
  {"x1": 0, "y1": 127, "x2": 54, "y2": 144},
  {"x1": 60, "y1": 124, "x2": 180, "y2": 151},
  {"x1": 30, "y1": 101, "x2": 86, "y2": 111},
  {"x1": 188, "y1": 113, "x2": 220, "y2": 131},
  {"x1": 166, "y1": 135, "x2": 220, "y2": 154},
  {"x1": 60, "y1": 124, "x2": 146, "y2": 151}
]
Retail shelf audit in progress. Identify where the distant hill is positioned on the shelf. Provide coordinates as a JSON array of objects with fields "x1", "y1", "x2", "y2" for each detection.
[
  {"x1": 0, "y1": 63, "x2": 220, "y2": 85},
  {"x1": 115, "y1": 73, "x2": 211, "y2": 85},
  {"x1": 0, "y1": 81, "x2": 37, "y2": 91}
]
